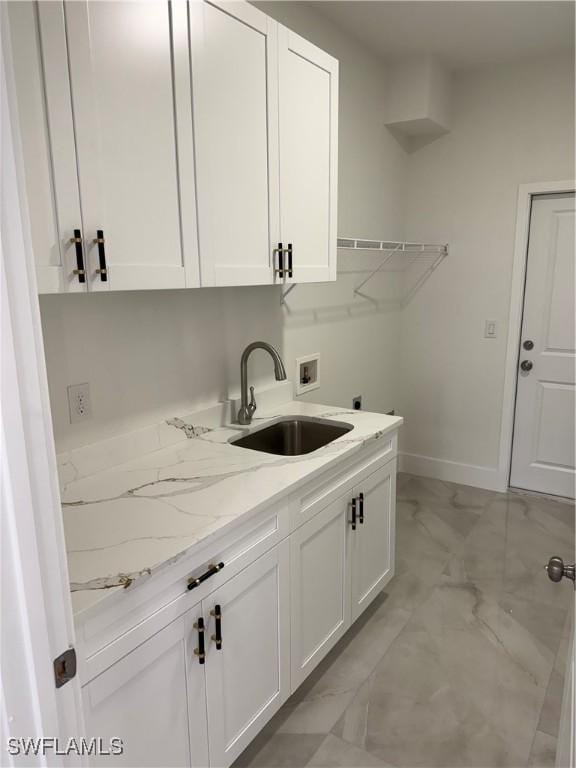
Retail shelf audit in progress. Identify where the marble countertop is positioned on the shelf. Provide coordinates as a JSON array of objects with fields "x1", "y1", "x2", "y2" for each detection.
[{"x1": 59, "y1": 399, "x2": 402, "y2": 619}]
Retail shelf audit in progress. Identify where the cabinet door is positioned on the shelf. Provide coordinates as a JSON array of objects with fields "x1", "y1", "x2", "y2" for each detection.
[
  {"x1": 9, "y1": 2, "x2": 85, "y2": 294},
  {"x1": 350, "y1": 460, "x2": 396, "y2": 623},
  {"x1": 204, "y1": 543, "x2": 290, "y2": 767},
  {"x1": 83, "y1": 610, "x2": 209, "y2": 768},
  {"x1": 290, "y1": 494, "x2": 351, "y2": 690},
  {"x1": 278, "y1": 27, "x2": 338, "y2": 284},
  {"x1": 190, "y1": 0, "x2": 280, "y2": 287},
  {"x1": 63, "y1": 0, "x2": 198, "y2": 291}
]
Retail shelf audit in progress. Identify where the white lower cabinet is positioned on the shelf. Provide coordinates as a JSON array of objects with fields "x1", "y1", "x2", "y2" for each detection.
[
  {"x1": 350, "y1": 459, "x2": 396, "y2": 622},
  {"x1": 204, "y1": 543, "x2": 290, "y2": 766},
  {"x1": 81, "y1": 452, "x2": 397, "y2": 768},
  {"x1": 290, "y1": 495, "x2": 351, "y2": 689},
  {"x1": 82, "y1": 609, "x2": 209, "y2": 768},
  {"x1": 290, "y1": 459, "x2": 396, "y2": 686},
  {"x1": 83, "y1": 543, "x2": 290, "y2": 768}
]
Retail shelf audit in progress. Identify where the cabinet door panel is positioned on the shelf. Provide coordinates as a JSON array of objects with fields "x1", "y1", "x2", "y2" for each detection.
[
  {"x1": 351, "y1": 460, "x2": 396, "y2": 622},
  {"x1": 290, "y1": 494, "x2": 351, "y2": 690},
  {"x1": 204, "y1": 544, "x2": 289, "y2": 767},
  {"x1": 9, "y1": 1, "x2": 85, "y2": 293},
  {"x1": 278, "y1": 28, "x2": 338, "y2": 284},
  {"x1": 64, "y1": 0, "x2": 196, "y2": 290},
  {"x1": 191, "y1": 0, "x2": 279, "y2": 286},
  {"x1": 83, "y1": 611, "x2": 208, "y2": 768}
]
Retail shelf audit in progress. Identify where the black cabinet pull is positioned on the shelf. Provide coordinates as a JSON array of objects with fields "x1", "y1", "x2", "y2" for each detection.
[
  {"x1": 70, "y1": 229, "x2": 86, "y2": 283},
  {"x1": 193, "y1": 617, "x2": 206, "y2": 664},
  {"x1": 187, "y1": 561, "x2": 224, "y2": 591},
  {"x1": 350, "y1": 497, "x2": 357, "y2": 531},
  {"x1": 358, "y1": 492, "x2": 364, "y2": 524},
  {"x1": 274, "y1": 242, "x2": 285, "y2": 278},
  {"x1": 93, "y1": 229, "x2": 108, "y2": 281},
  {"x1": 210, "y1": 604, "x2": 222, "y2": 650},
  {"x1": 287, "y1": 243, "x2": 293, "y2": 278}
]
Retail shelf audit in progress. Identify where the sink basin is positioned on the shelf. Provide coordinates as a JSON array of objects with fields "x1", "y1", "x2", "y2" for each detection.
[{"x1": 230, "y1": 416, "x2": 353, "y2": 456}]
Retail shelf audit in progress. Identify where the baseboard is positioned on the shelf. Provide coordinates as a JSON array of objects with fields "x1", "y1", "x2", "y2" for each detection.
[{"x1": 399, "y1": 452, "x2": 506, "y2": 492}]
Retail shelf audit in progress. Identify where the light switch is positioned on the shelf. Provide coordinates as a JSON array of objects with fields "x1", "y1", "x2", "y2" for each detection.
[{"x1": 484, "y1": 320, "x2": 497, "y2": 339}]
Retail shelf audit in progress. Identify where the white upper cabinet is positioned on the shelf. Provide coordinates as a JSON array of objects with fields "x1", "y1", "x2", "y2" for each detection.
[
  {"x1": 8, "y1": 1, "x2": 85, "y2": 294},
  {"x1": 12, "y1": 0, "x2": 198, "y2": 293},
  {"x1": 190, "y1": 1, "x2": 280, "y2": 287},
  {"x1": 10, "y1": 0, "x2": 338, "y2": 293},
  {"x1": 190, "y1": 2, "x2": 338, "y2": 287},
  {"x1": 278, "y1": 28, "x2": 338, "y2": 284},
  {"x1": 60, "y1": 0, "x2": 198, "y2": 291}
]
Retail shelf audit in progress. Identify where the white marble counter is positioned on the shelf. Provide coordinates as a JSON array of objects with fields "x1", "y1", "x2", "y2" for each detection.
[{"x1": 59, "y1": 399, "x2": 402, "y2": 619}]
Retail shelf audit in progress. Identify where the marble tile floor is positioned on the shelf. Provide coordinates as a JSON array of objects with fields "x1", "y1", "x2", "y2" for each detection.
[{"x1": 234, "y1": 473, "x2": 575, "y2": 768}]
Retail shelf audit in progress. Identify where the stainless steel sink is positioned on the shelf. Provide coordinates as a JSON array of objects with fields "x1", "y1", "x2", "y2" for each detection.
[{"x1": 230, "y1": 416, "x2": 353, "y2": 456}]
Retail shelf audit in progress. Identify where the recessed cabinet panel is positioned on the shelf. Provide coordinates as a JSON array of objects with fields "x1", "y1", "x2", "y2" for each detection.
[
  {"x1": 278, "y1": 28, "x2": 338, "y2": 284},
  {"x1": 191, "y1": 1, "x2": 279, "y2": 286},
  {"x1": 204, "y1": 544, "x2": 290, "y2": 767},
  {"x1": 290, "y1": 494, "x2": 351, "y2": 690},
  {"x1": 83, "y1": 612, "x2": 208, "y2": 768},
  {"x1": 60, "y1": 1, "x2": 196, "y2": 290},
  {"x1": 350, "y1": 460, "x2": 396, "y2": 622}
]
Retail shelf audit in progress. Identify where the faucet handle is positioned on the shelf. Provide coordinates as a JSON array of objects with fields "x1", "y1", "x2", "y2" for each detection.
[{"x1": 248, "y1": 386, "x2": 257, "y2": 416}]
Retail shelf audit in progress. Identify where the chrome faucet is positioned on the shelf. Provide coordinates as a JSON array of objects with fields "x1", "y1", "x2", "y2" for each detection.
[{"x1": 237, "y1": 342, "x2": 287, "y2": 425}]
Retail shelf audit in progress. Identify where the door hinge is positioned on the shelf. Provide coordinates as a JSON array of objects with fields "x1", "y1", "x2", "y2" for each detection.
[{"x1": 53, "y1": 647, "x2": 77, "y2": 689}]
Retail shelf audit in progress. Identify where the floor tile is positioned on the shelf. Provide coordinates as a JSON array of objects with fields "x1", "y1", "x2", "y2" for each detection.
[
  {"x1": 306, "y1": 734, "x2": 395, "y2": 767},
  {"x1": 528, "y1": 730, "x2": 558, "y2": 768},
  {"x1": 233, "y1": 733, "x2": 325, "y2": 768}
]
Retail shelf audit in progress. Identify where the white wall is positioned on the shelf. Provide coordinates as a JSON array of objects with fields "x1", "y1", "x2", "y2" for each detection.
[
  {"x1": 256, "y1": 2, "x2": 407, "y2": 415},
  {"x1": 41, "y1": 1, "x2": 403, "y2": 452},
  {"x1": 399, "y1": 53, "x2": 575, "y2": 488}
]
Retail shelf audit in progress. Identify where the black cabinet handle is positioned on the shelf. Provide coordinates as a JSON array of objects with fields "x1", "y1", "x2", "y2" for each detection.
[
  {"x1": 350, "y1": 497, "x2": 357, "y2": 531},
  {"x1": 193, "y1": 617, "x2": 205, "y2": 664},
  {"x1": 358, "y1": 492, "x2": 364, "y2": 524},
  {"x1": 93, "y1": 229, "x2": 107, "y2": 281},
  {"x1": 70, "y1": 229, "x2": 86, "y2": 283},
  {"x1": 187, "y1": 562, "x2": 224, "y2": 591},
  {"x1": 274, "y1": 242, "x2": 285, "y2": 278},
  {"x1": 287, "y1": 243, "x2": 293, "y2": 278},
  {"x1": 210, "y1": 604, "x2": 222, "y2": 650}
]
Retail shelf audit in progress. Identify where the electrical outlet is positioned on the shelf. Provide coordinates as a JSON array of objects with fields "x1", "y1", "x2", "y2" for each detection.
[
  {"x1": 353, "y1": 396, "x2": 362, "y2": 410},
  {"x1": 67, "y1": 383, "x2": 92, "y2": 423}
]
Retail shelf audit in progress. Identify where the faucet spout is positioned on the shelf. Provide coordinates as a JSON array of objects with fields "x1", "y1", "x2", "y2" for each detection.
[{"x1": 237, "y1": 342, "x2": 287, "y2": 425}]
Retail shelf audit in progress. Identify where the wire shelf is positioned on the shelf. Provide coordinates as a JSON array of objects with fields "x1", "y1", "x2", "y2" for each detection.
[
  {"x1": 337, "y1": 237, "x2": 448, "y2": 255},
  {"x1": 280, "y1": 237, "x2": 449, "y2": 309}
]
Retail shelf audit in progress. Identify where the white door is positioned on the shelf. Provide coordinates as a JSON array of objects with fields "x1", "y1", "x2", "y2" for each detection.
[
  {"x1": 191, "y1": 0, "x2": 280, "y2": 287},
  {"x1": 204, "y1": 544, "x2": 290, "y2": 767},
  {"x1": 83, "y1": 610, "x2": 209, "y2": 768},
  {"x1": 510, "y1": 193, "x2": 576, "y2": 498},
  {"x1": 59, "y1": 0, "x2": 198, "y2": 291},
  {"x1": 290, "y1": 494, "x2": 351, "y2": 690},
  {"x1": 278, "y1": 27, "x2": 338, "y2": 284},
  {"x1": 350, "y1": 461, "x2": 396, "y2": 622},
  {"x1": 556, "y1": 619, "x2": 575, "y2": 768},
  {"x1": 8, "y1": 2, "x2": 86, "y2": 294},
  {"x1": 2, "y1": 13, "x2": 85, "y2": 750}
]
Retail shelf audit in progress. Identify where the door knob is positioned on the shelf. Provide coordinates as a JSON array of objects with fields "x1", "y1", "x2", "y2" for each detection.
[
  {"x1": 520, "y1": 360, "x2": 533, "y2": 372},
  {"x1": 523, "y1": 340, "x2": 534, "y2": 350},
  {"x1": 545, "y1": 556, "x2": 575, "y2": 583}
]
